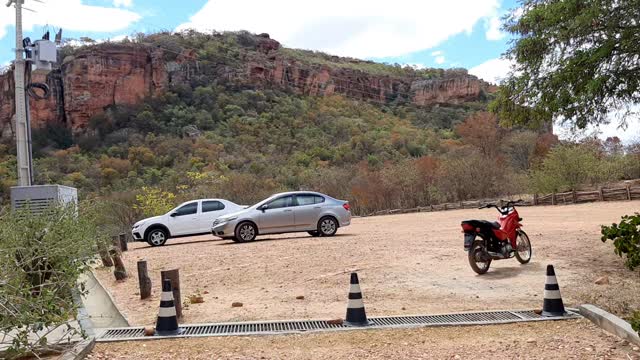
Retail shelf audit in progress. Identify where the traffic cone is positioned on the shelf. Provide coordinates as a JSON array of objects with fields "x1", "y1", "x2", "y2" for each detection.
[
  {"x1": 345, "y1": 272, "x2": 370, "y2": 326},
  {"x1": 155, "y1": 279, "x2": 183, "y2": 336},
  {"x1": 541, "y1": 264, "x2": 566, "y2": 317}
]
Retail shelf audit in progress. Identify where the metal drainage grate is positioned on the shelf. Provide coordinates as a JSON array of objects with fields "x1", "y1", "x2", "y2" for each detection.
[{"x1": 96, "y1": 309, "x2": 581, "y2": 342}]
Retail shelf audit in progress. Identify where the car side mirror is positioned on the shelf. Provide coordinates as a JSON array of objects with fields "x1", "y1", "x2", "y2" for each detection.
[
  {"x1": 259, "y1": 204, "x2": 269, "y2": 211},
  {"x1": 170, "y1": 212, "x2": 178, "y2": 217}
]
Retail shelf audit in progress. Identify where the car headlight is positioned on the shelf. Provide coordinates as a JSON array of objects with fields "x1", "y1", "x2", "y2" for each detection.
[{"x1": 133, "y1": 222, "x2": 145, "y2": 229}]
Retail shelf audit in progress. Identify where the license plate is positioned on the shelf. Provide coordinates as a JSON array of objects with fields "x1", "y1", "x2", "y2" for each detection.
[{"x1": 464, "y1": 233, "x2": 475, "y2": 251}]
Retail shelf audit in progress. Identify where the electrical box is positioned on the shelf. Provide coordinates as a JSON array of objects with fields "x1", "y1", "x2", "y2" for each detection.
[
  {"x1": 32, "y1": 39, "x2": 57, "y2": 75},
  {"x1": 11, "y1": 185, "x2": 78, "y2": 214}
]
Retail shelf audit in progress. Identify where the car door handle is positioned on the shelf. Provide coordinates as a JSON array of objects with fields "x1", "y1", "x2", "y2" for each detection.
[
  {"x1": 314, "y1": 207, "x2": 321, "y2": 209},
  {"x1": 283, "y1": 209, "x2": 293, "y2": 212}
]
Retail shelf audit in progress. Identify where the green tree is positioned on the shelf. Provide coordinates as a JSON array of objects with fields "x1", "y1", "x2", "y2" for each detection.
[
  {"x1": 491, "y1": 0, "x2": 640, "y2": 129},
  {"x1": 529, "y1": 143, "x2": 619, "y2": 193},
  {"x1": 133, "y1": 187, "x2": 176, "y2": 217}
]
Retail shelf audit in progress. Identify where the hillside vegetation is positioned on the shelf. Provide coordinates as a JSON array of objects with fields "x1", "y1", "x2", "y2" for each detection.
[{"x1": 0, "y1": 31, "x2": 638, "y2": 228}]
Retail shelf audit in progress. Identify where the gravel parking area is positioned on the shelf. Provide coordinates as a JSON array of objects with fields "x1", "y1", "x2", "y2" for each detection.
[
  {"x1": 90, "y1": 319, "x2": 640, "y2": 359},
  {"x1": 94, "y1": 201, "x2": 640, "y2": 326}
]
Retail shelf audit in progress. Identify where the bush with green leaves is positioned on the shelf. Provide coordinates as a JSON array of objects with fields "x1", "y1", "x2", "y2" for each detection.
[
  {"x1": 133, "y1": 186, "x2": 176, "y2": 218},
  {"x1": 631, "y1": 311, "x2": 640, "y2": 336},
  {"x1": 601, "y1": 214, "x2": 640, "y2": 271},
  {"x1": 0, "y1": 204, "x2": 104, "y2": 358}
]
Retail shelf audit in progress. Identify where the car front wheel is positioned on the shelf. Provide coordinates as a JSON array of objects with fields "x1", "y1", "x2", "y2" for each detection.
[
  {"x1": 318, "y1": 217, "x2": 338, "y2": 237},
  {"x1": 235, "y1": 222, "x2": 257, "y2": 242},
  {"x1": 146, "y1": 228, "x2": 168, "y2": 247}
]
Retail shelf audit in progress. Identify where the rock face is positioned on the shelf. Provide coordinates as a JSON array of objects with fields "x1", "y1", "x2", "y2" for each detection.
[
  {"x1": 247, "y1": 58, "x2": 491, "y2": 107},
  {"x1": 0, "y1": 37, "x2": 494, "y2": 136},
  {"x1": 0, "y1": 71, "x2": 62, "y2": 137},
  {"x1": 60, "y1": 45, "x2": 166, "y2": 131}
]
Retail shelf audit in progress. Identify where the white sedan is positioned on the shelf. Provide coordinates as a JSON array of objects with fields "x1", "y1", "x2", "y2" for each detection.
[{"x1": 132, "y1": 199, "x2": 246, "y2": 246}]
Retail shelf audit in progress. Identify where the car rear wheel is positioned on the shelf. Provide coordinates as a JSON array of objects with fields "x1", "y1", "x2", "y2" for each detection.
[
  {"x1": 235, "y1": 222, "x2": 257, "y2": 242},
  {"x1": 318, "y1": 217, "x2": 338, "y2": 237},
  {"x1": 146, "y1": 228, "x2": 168, "y2": 247}
]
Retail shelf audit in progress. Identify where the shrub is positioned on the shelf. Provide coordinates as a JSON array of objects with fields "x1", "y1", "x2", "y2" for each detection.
[
  {"x1": 601, "y1": 214, "x2": 640, "y2": 271},
  {"x1": 133, "y1": 187, "x2": 176, "y2": 217},
  {"x1": 631, "y1": 311, "x2": 640, "y2": 336},
  {"x1": 0, "y1": 204, "x2": 103, "y2": 358}
]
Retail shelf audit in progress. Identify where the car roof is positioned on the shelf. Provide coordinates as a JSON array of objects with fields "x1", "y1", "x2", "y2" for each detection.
[
  {"x1": 270, "y1": 191, "x2": 326, "y2": 197},
  {"x1": 177, "y1": 199, "x2": 236, "y2": 206}
]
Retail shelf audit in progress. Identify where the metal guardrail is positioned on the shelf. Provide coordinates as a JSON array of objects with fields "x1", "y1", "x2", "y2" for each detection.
[{"x1": 96, "y1": 309, "x2": 581, "y2": 342}]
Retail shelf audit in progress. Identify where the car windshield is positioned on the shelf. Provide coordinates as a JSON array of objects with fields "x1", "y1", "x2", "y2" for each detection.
[{"x1": 251, "y1": 194, "x2": 283, "y2": 209}]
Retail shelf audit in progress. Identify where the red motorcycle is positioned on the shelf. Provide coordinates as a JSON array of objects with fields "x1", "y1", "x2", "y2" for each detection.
[{"x1": 461, "y1": 200, "x2": 532, "y2": 274}]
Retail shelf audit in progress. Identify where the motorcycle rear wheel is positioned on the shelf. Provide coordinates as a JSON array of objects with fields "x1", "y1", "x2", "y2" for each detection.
[
  {"x1": 468, "y1": 241, "x2": 491, "y2": 274},
  {"x1": 514, "y1": 230, "x2": 532, "y2": 264}
]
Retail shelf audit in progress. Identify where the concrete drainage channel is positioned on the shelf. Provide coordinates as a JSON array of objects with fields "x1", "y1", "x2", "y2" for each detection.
[{"x1": 96, "y1": 309, "x2": 581, "y2": 342}]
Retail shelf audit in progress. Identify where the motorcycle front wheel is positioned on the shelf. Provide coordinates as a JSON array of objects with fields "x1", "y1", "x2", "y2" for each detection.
[
  {"x1": 514, "y1": 230, "x2": 532, "y2": 264},
  {"x1": 468, "y1": 241, "x2": 491, "y2": 274}
]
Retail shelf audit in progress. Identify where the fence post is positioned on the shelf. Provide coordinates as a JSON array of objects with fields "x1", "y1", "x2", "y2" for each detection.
[
  {"x1": 96, "y1": 238, "x2": 113, "y2": 267},
  {"x1": 599, "y1": 187, "x2": 604, "y2": 201},
  {"x1": 572, "y1": 190, "x2": 577, "y2": 203},
  {"x1": 137, "y1": 260, "x2": 152, "y2": 300},
  {"x1": 551, "y1": 193, "x2": 556, "y2": 205},
  {"x1": 533, "y1": 194, "x2": 538, "y2": 206},
  {"x1": 110, "y1": 249, "x2": 127, "y2": 281},
  {"x1": 627, "y1": 186, "x2": 632, "y2": 200},
  {"x1": 119, "y1": 233, "x2": 128, "y2": 252},
  {"x1": 161, "y1": 269, "x2": 182, "y2": 318}
]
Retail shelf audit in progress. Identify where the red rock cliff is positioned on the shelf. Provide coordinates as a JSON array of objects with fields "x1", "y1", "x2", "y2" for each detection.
[{"x1": 0, "y1": 39, "x2": 493, "y2": 136}]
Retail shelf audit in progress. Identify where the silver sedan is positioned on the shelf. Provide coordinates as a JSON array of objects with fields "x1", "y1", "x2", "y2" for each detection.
[{"x1": 211, "y1": 191, "x2": 352, "y2": 242}]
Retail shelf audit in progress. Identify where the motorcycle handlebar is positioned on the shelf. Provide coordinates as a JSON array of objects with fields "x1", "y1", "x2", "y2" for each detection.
[{"x1": 478, "y1": 199, "x2": 524, "y2": 212}]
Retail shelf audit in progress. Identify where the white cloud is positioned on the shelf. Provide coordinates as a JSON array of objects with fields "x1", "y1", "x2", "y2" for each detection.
[
  {"x1": 469, "y1": 57, "x2": 513, "y2": 84},
  {"x1": 485, "y1": 15, "x2": 505, "y2": 41},
  {"x1": 434, "y1": 56, "x2": 446, "y2": 64},
  {"x1": 430, "y1": 50, "x2": 443, "y2": 56},
  {"x1": 0, "y1": 0, "x2": 141, "y2": 40},
  {"x1": 109, "y1": 34, "x2": 129, "y2": 42},
  {"x1": 555, "y1": 106, "x2": 640, "y2": 144},
  {"x1": 407, "y1": 63, "x2": 427, "y2": 70},
  {"x1": 178, "y1": 0, "x2": 501, "y2": 58},
  {"x1": 113, "y1": 0, "x2": 133, "y2": 7}
]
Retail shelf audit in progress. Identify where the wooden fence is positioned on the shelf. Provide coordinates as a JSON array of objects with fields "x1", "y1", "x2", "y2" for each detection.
[
  {"x1": 366, "y1": 186, "x2": 640, "y2": 217},
  {"x1": 534, "y1": 186, "x2": 640, "y2": 205}
]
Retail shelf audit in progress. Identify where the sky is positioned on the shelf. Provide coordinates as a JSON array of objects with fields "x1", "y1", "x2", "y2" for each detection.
[{"x1": 0, "y1": 0, "x2": 636, "y2": 142}]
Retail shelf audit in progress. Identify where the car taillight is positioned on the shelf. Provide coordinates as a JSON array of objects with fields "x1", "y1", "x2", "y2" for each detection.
[{"x1": 343, "y1": 202, "x2": 350, "y2": 211}]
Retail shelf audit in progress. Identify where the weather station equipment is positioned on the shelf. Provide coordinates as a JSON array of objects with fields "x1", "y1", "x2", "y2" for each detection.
[{"x1": 6, "y1": 0, "x2": 77, "y2": 211}]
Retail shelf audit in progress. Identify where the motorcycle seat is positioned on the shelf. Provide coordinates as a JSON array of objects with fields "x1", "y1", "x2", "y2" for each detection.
[
  {"x1": 481, "y1": 220, "x2": 501, "y2": 229},
  {"x1": 462, "y1": 220, "x2": 501, "y2": 230}
]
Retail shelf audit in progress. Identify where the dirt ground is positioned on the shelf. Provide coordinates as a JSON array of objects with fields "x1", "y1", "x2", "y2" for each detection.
[
  {"x1": 94, "y1": 201, "x2": 640, "y2": 327},
  {"x1": 91, "y1": 319, "x2": 640, "y2": 359}
]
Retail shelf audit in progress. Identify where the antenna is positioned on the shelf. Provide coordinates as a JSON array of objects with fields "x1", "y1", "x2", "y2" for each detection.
[{"x1": 55, "y1": 28, "x2": 62, "y2": 44}]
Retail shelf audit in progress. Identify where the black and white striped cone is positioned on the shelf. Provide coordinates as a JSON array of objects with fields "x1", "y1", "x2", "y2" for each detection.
[
  {"x1": 541, "y1": 264, "x2": 567, "y2": 317},
  {"x1": 345, "y1": 272, "x2": 370, "y2": 326},
  {"x1": 155, "y1": 279, "x2": 183, "y2": 336}
]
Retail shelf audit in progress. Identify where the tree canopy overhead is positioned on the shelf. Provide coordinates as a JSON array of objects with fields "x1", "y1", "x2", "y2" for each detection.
[{"x1": 491, "y1": 0, "x2": 640, "y2": 130}]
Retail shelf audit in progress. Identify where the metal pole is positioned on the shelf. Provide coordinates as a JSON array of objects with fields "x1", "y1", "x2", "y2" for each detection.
[{"x1": 10, "y1": 0, "x2": 32, "y2": 186}]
